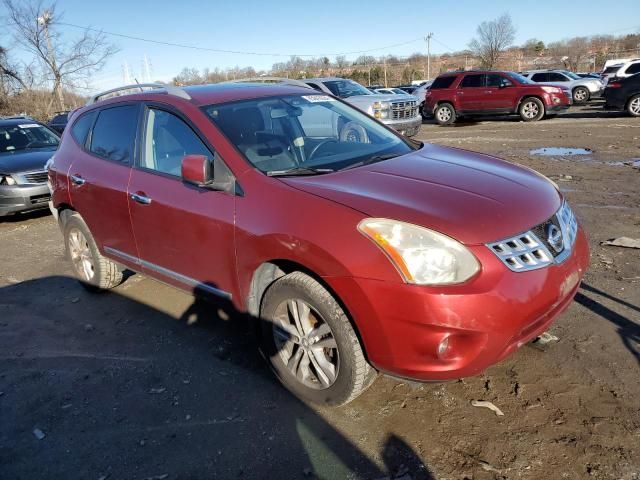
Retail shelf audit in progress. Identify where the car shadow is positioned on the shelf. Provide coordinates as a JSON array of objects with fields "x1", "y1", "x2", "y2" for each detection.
[
  {"x1": 0, "y1": 275, "x2": 434, "y2": 479},
  {"x1": 574, "y1": 283, "x2": 640, "y2": 366}
]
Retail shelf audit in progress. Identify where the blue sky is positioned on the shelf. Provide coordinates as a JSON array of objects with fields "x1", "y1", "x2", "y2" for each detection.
[{"x1": 3, "y1": 0, "x2": 640, "y2": 92}]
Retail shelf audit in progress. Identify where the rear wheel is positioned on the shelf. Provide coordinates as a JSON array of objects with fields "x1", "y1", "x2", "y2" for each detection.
[
  {"x1": 572, "y1": 87, "x2": 590, "y2": 104},
  {"x1": 434, "y1": 103, "x2": 456, "y2": 125},
  {"x1": 627, "y1": 94, "x2": 640, "y2": 117},
  {"x1": 63, "y1": 212, "x2": 123, "y2": 291},
  {"x1": 260, "y1": 272, "x2": 376, "y2": 406},
  {"x1": 519, "y1": 97, "x2": 545, "y2": 122}
]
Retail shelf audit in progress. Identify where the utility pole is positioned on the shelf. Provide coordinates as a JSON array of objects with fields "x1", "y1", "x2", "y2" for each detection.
[
  {"x1": 383, "y1": 57, "x2": 388, "y2": 87},
  {"x1": 425, "y1": 33, "x2": 434, "y2": 80},
  {"x1": 38, "y1": 10, "x2": 65, "y2": 111}
]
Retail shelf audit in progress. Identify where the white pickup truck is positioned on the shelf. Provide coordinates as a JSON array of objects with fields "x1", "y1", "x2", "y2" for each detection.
[{"x1": 301, "y1": 77, "x2": 422, "y2": 137}]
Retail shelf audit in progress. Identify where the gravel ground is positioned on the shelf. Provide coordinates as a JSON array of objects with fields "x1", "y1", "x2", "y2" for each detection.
[{"x1": 1, "y1": 102, "x2": 639, "y2": 480}]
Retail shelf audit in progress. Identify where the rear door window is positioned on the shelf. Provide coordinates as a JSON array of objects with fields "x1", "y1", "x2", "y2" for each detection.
[
  {"x1": 90, "y1": 105, "x2": 139, "y2": 164},
  {"x1": 531, "y1": 73, "x2": 548, "y2": 82},
  {"x1": 71, "y1": 111, "x2": 97, "y2": 147},
  {"x1": 459, "y1": 74, "x2": 485, "y2": 88},
  {"x1": 430, "y1": 76, "x2": 457, "y2": 89}
]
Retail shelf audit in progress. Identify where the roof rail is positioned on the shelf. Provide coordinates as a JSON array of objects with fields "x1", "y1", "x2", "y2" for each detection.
[
  {"x1": 87, "y1": 83, "x2": 191, "y2": 105},
  {"x1": 223, "y1": 77, "x2": 313, "y2": 89}
]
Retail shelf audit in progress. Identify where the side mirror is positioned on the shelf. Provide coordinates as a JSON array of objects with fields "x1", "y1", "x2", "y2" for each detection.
[
  {"x1": 181, "y1": 154, "x2": 237, "y2": 194},
  {"x1": 181, "y1": 154, "x2": 212, "y2": 187}
]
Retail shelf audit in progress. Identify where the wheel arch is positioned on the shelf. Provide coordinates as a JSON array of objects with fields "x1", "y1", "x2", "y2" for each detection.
[{"x1": 246, "y1": 259, "x2": 373, "y2": 363}]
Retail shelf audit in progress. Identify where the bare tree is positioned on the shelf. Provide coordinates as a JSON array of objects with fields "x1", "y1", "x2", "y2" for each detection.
[
  {"x1": 548, "y1": 37, "x2": 591, "y2": 71},
  {"x1": 3, "y1": 0, "x2": 118, "y2": 111},
  {"x1": 468, "y1": 14, "x2": 516, "y2": 69}
]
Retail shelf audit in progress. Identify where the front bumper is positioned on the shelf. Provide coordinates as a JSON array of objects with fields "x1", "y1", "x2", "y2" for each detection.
[
  {"x1": 383, "y1": 116, "x2": 422, "y2": 137},
  {"x1": 326, "y1": 227, "x2": 590, "y2": 381},
  {"x1": 0, "y1": 183, "x2": 51, "y2": 216}
]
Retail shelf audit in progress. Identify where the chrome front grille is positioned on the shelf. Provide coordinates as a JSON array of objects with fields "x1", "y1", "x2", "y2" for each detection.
[
  {"x1": 391, "y1": 100, "x2": 418, "y2": 120},
  {"x1": 22, "y1": 170, "x2": 49, "y2": 184},
  {"x1": 487, "y1": 202, "x2": 579, "y2": 272}
]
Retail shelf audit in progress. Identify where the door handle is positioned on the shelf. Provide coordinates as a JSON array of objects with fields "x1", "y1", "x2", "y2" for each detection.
[
  {"x1": 129, "y1": 192, "x2": 152, "y2": 205},
  {"x1": 70, "y1": 174, "x2": 85, "y2": 186}
]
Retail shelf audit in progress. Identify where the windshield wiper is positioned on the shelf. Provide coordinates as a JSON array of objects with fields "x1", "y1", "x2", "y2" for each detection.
[
  {"x1": 339, "y1": 154, "x2": 398, "y2": 171},
  {"x1": 267, "y1": 166, "x2": 334, "y2": 177}
]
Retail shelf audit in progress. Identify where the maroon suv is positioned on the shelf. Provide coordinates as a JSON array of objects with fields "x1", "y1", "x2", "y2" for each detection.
[
  {"x1": 425, "y1": 71, "x2": 572, "y2": 125},
  {"x1": 49, "y1": 82, "x2": 588, "y2": 406}
]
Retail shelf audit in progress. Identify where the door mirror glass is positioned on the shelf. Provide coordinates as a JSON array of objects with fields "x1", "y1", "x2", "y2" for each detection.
[{"x1": 181, "y1": 154, "x2": 212, "y2": 186}]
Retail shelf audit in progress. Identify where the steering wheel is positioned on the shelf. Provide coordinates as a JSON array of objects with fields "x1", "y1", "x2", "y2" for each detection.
[{"x1": 308, "y1": 139, "x2": 339, "y2": 161}]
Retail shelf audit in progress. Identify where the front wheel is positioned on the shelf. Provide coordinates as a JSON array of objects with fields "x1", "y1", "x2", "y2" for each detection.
[
  {"x1": 434, "y1": 103, "x2": 456, "y2": 125},
  {"x1": 573, "y1": 87, "x2": 590, "y2": 104},
  {"x1": 627, "y1": 94, "x2": 640, "y2": 117},
  {"x1": 260, "y1": 272, "x2": 376, "y2": 406},
  {"x1": 519, "y1": 97, "x2": 545, "y2": 122}
]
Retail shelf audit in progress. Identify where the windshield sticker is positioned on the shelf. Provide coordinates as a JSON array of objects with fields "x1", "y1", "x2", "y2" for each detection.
[
  {"x1": 302, "y1": 95, "x2": 336, "y2": 103},
  {"x1": 19, "y1": 124, "x2": 40, "y2": 128}
]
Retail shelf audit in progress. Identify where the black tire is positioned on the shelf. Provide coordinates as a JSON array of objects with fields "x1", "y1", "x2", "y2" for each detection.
[
  {"x1": 627, "y1": 94, "x2": 640, "y2": 117},
  {"x1": 434, "y1": 103, "x2": 456, "y2": 125},
  {"x1": 420, "y1": 102, "x2": 431, "y2": 120},
  {"x1": 572, "y1": 86, "x2": 590, "y2": 104},
  {"x1": 519, "y1": 97, "x2": 545, "y2": 122},
  {"x1": 62, "y1": 212, "x2": 123, "y2": 291},
  {"x1": 260, "y1": 272, "x2": 376, "y2": 406}
]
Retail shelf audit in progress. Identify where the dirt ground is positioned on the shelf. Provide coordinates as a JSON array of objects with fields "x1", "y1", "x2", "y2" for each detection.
[{"x1": 1, "y1": 101, "x2": 639, "y2": 480}]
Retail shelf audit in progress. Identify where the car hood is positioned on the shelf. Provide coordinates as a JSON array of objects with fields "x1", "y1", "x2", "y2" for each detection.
[
  {"x1": 344, "y1": 93, "x2": 416, "y2": 112},
  {"x1": 0, "y1": 148, "x2": 56, "y2": 174},
  {"x1": 281, "y1": 144, "x2": 561, "y2": 245}
]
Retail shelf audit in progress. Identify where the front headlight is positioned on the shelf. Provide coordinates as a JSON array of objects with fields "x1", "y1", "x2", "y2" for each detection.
[
  {"x1": 373, "y1": 101, "x2": 391, "y2": 119},
  {"x1": 542, "y1": 86, "x2": 561, "y2": 94},
  {"x1": 358, "y1": 218, "x2": 480, "y2": 285},
  {"x1": 0, "y1": 174, "x2": 16, "y2": 186}
]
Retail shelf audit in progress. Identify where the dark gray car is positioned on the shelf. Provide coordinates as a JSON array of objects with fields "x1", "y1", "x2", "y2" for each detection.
[{"x1": 0, "y1": 118, "x2": 59, "y2": 217}]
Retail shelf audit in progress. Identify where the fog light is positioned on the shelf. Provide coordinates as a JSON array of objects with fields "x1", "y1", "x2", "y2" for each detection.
[
  {"x1": 374, "y1": 111, "x2": 382, "y2": 119},
  {"x1": 437, "y1": 336, "x2": 450, "y2": 359},
  {"x1": 553, "y1": 97, "x2": 561, "y2": 104}
]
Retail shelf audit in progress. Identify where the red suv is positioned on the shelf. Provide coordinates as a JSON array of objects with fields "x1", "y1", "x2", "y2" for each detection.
[
  {"x1": 49, "y1": 82, "x2": 589, "y2": 406},
  {"x1": 425, "y1": 71, "x2": 572, "y2": 125}
]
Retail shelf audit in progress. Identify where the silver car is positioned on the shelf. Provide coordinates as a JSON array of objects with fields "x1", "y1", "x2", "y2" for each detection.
[
  {"x1": 522, "y1": 70, "x2": 604, "y2": 104},
  {"x1": 0, "y1": 118, "x2": 59, "y2": 217},
  {"x1": 302, "y1": 77, "x2": 422, "y2": 137}
]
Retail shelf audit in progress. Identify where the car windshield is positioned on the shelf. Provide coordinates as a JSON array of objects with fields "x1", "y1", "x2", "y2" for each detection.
[
  {"x1": 322, "y1": 80, "x2": 373, "y2": 98},
  {"x1": 204, "y1": 94, "x2": 414, "y2": 175},
  {"x1": 506, "y1": 72, "x2": 535, "y2": 85},
  {"x1": 0, "y1": 123, "x2": 59, "y2": 154}
]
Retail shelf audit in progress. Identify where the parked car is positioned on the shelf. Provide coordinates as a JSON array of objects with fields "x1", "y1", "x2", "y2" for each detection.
[
  {"x1": 424, "y1": 71, "x2": 572, "y2": 125},
  {"x1": 395, "y1": 85, "x2": 417, "y2": 95},
  {"x1": 49, "y1": 82, "x2": 589, "y2": 406},
  {"x1": 302, "y1": 77, "x2": 422, "y2": 137},
  {"x1": 604, "y1": 73, "x2": 640, "y2": 117},
  {"x1": 601, "y1": 60, "x2": 640, "y2": 85},
  {"x1": 577, "y1": 73, "x2": 601, "y2": 79},
  {"x1": 48, "y1": 111, "x2": 70, "y2": 134},
  {"x1": 521, "y1": 70, "x2": 604, "y2": 103},
  {"x1": 0, "y1": 118, "x2": 60, "y2": 216},
  {"x1": 374, "y1": 87, "x2": 411, "y2": 95}
]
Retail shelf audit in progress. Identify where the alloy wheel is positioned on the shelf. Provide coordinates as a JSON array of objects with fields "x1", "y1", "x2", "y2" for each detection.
[
  {"x1": 630, "y1": 97, "x2": 640, "y2": 116},
  {"x1": 272, "y1": 299, "x2": 339, "y2": 389},
  {"x1": 437, "y1": 107, "x2": 452, "y2": 122},
  {"x1": 523, "y1": 101, "x2": 539, "y2": 119},
  {"x1": 68, "y1": 228, "x2": 95, "y2": 281},
  {"x1": 574, "y1": 88, "x2": 588, "y2": 102}
]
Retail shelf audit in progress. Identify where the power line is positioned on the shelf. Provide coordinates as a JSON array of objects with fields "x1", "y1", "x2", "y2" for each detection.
[{"x1": 55, "y1": 21, "x2": 423, "y2": 57}]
